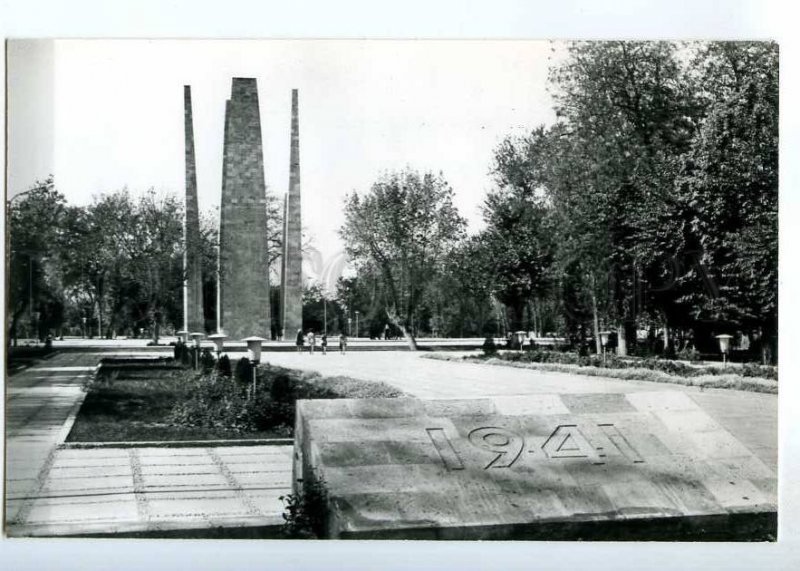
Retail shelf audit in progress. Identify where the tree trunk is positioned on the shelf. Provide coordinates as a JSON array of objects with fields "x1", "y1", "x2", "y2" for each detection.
[
  {"x1": 386, "y1": 308, "x2": 417, "y2": 350},
  {"x1": 616, "y1": 323, "x2": 627, "y2": 356},
  {"x1": 591, "y1": 292, "x2": 601, "y2": 355},
  {"x1": 398, "y1": 322, "x2": 418, "y2": 350}
]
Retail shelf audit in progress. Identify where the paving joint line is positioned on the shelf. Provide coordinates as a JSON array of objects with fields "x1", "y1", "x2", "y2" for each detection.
[
  {"x1": 206, "y1": 447, "x2": 266, "y2": 518},
  {"x1": 128, "y1": 448, "x2": 161, "y2": 533}
]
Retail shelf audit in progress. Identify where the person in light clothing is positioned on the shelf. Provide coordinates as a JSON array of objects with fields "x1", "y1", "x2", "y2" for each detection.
[{"x1": 307, "y1": 330, "x2": 316, "y2": 355}]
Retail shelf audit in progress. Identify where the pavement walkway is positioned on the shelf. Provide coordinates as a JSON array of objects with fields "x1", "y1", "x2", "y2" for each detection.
[
  {"x1": 261, "y1": 351, "x2": 777, "y2": 470},
  {"x1": 4, "y1": 348, "x2": 777, "y2": 537},
  {"x1": 4, "y1": 351, "x2": 292, "y2": 537}
]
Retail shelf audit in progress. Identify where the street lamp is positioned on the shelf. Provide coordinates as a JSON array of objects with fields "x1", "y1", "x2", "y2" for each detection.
[
  {"x1": 599, "y1": 330, "x2": 611, "y2": 364},
  {"x1": 189, "y1": 332, "x2": 205, "y2": 370},
  {"x1": 348, "y1": 317, "x2": 352, "y2": 337},
  {"x1": 208, "y1": 333, "x2": 228, "y2": 359},
  {"x1": 33, "y1": 311, "x2": 41, "y2": 343},
  {"x1": 82, "y1": 317, "x2": 87, "y2": 339},
  {"x1": 355, "y1": 311, "x2": 360, "y2": 339},
  {"x1": 716, "y1": 334, "x2": 733, "y2": 366},
  {"x1": 323, "y1": 295, "x2": 328, "y2": 337},
  {"x1": 243, "y1": 336, "x2": 267, "y2": 398}
]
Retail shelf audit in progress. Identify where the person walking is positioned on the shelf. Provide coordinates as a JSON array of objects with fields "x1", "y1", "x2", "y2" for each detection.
[
  {"x1": 339, "y1": 332, "x2": 347, "y2": 355},
  {"x1": 321, "y1": 334, "x2": 328, "y2": 355},
  {"x1": 295, "y1": 329, "x2": 304, "y2": 353},
  {"x1": 307, "y1": 330, "x2": 316, "y2": 355}
]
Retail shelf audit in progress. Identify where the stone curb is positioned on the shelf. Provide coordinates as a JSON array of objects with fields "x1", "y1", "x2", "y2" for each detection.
[{"x1": 59, "y1": 438, "x2": 294, "y2": 449}]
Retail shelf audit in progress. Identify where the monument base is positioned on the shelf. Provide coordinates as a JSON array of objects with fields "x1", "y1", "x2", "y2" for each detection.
[{"x1": 293, "y1": 393, "x2": 776, "y2": 540}]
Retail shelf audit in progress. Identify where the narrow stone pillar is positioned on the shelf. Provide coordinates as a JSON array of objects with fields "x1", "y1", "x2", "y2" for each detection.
[
  {"x1": 281, "y1": 89, "x2": 303, "y2": 338},
  {"x1": 183, "y1": 85, "x2": 204, "y2": 333},
  {"x1": 218, "y1": 78, "x2": 271, "y2": 340}
]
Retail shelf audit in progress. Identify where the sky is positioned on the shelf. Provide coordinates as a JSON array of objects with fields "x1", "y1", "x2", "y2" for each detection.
[{"x1": 7, "y1": 39, "x2": 562, "y2": 264}]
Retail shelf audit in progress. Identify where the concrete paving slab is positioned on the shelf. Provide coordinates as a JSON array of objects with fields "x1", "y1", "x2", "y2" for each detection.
[
  {"x1": 6, "y1": 444, "x2": 292, "y2": 537},
  {"x1": 295, "y1": 392, "x2": 777, "y2": 540}
]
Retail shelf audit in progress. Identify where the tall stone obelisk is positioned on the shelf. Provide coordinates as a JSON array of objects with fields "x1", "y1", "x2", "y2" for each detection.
[
  {"x1": 281, "y1": 89, "x2": 303, "y2": 338},
  {"x1": 218, "y1": 78, "x2": 271, "y2": 339},
  {"x1": 183, "y1": 86, "x2": 204, "y2": 333}
]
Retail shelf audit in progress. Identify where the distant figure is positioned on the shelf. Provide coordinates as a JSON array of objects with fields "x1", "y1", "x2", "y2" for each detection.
[
  {"x1": 339, "y1": 332, "x2": 348, "y2": 355},
  {"x1": 384, "y1": 324, "x2": 389, "y2": 340},
  {"x1": 307, "y1": 330, "x2": 316, "y2": 355},
  {"x1": 321, "y1": 334, "x2": 328, "y2": 355},
  {"x1": 295, "y1": 329, "x2": 304, "y2": 352}
]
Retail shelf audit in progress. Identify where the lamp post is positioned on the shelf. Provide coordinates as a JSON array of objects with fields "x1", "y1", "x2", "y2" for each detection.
[
  {"x1": 243, "y1": 336, "x2": 266, "y2": 398},
  {"x1": 323, "y1": 296, "x2": 328, "y2": 338},
  {"x1": 355, "y1": 311, "x2": 360, "y2": 339},
  {"x1": 716, "y1": 334, "x2": 733, "y2": 366},
  {"x1": 189, "y1": 332, "x2": 204, "y2": 370},
  {"x1": 208, "y1": 333, "x2": 228, "y2": 360},
  {"x1": 348, "y1": 317, "x2": 352, "y2": 337},
  {"x1": 33, "y1": 311, "x2": 41, "y2": 343},
  {"x1": 599, "y1": 330, "x2": 611, "y2": 365},
  {"x1": 82, "y1": 317, "x2": 87, "y2": 339}
]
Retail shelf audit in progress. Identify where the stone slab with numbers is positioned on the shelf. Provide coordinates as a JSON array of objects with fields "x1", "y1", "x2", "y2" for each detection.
[{"x1": 293, "y1": 391, "x2": 776, "y2": 540}]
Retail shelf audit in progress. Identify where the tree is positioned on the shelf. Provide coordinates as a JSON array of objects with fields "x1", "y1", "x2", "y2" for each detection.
[
  {"x1": 122, "y1": 190, "x2": 185, "y2": 343},
  {"x1": 546, "y1": 41, "x2": 702, "y2": 354},
  {"x1": 6, "y1": 177, "x2": 66, "y2": 345},
  {"x1": 434, "y1": 237, "x2": 497, "y2": 337},
  {"x1": 484, "y1": 127, "x2": 556, "y2": 333},
  {"x1": 675, "y1": 42, "x2": 778, "y2": 362},
  {"x1": 340, "y1": 169, "x2": 466, "y2": 349}
]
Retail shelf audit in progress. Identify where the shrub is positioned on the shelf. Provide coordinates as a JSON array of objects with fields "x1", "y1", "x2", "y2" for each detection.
[
  {"x1": 234, "y1": 357, "x2": 253, "y2": 386},
  {"x1": 281, "y1": 477, "x2": 329, "y2": 539},
  {"x1": 741, "y1": 363, "x2": 778, "y2": 380},
  {"x1": 270, "y1": 373, "x2": 294, "y2": 403},
  {"x1": 173, "y1": 341, "x2": 191, "y2": 366},
  {"x1": 676, "y1": 346, "x2": 701, "y2": 362},
  {"x1": 217, "y1": 354, "x2": 232, "y2": 378},
  {"x1": 482, "y1": 336, "x2": 497, "y2": 356},
  {"x1": 166, "y1": 364, "x2": 404, "y2": 437},
  {"x1": 199, "y1": 348, "x2": 216, "y2": 372}
]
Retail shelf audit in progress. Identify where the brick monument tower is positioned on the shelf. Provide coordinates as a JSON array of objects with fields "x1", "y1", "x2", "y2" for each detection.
[
  {"x1": 218, "y1": 78, "x2": 271, "y2": 339},
  {"x1": 280, "y1": 89, "x2": 303, "y2": 338},
  {"x1": 183, "y1": 85, "x2": 204, "y2": 333}
]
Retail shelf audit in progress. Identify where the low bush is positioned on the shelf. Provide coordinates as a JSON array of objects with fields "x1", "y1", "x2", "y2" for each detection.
[
  {"x1": 281, "y1": 477, "x2": 329, "y2": 539},
  {"x1": 424, "y1": 349, "x2": 777, "y2": 393},
  {"x1": 166, "y1": 364, "x2": 404, "y2": 437},
  {"x1": 676, "y1": 346, "x2": 701, "y2": 362},
  {"x1": 481, "y1": 349, "x2": 777, "y2": 381},
  {"x1": 217, "y1": 354, "x2": 232, "y2": 378}
]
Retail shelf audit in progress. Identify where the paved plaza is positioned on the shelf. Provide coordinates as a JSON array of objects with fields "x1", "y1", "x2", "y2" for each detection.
[
  {"x1": 4, "y1": 351, "x2": 291, "y2": 537},
  {"x1": 261, "y1": 350, "x2": 777, "y2": 470},
  {"x1": 3, "y1": 346, "x2": 777, "y2": 537}
]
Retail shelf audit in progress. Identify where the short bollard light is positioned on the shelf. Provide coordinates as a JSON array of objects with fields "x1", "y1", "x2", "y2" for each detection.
[
  {"x1": 208, "y1": 332, "x2": 228, "y2": 359},
  {"x1": 243, "y1": 336, "x2": 267, "y2": 398},
  {"x1": 599, "y1": 330, "x2": 612, "y2": 364},
  {"x1": 716, "y1": 334, "x2": 733, "y2": 366},
  {"x1": 189, "y1": 332, "x2": 205, "y2": 370}
]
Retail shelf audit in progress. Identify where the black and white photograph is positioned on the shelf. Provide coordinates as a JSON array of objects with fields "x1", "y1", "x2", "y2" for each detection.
[{"x1": 2, "y1": 1, "x2": 798, "y2": 568}]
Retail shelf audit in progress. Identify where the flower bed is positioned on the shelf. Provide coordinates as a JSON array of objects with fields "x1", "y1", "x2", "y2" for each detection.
[
  {"x1": 423, "y1": 351, "x2": 777, "y2": 394},
  {"x1": 67, "y1": 360, "x2": 405, "y2": 442}
]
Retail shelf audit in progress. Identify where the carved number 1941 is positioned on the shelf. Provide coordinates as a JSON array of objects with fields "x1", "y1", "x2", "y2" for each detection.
[{"x1": 426, "y1": 424, "x2": 644, "y2": 471}]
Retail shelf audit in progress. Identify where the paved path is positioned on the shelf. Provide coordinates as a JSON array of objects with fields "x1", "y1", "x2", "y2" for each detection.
[
  {"x1": 6, "y1": 352, "x2": 98, "y2": 530},
  {"x1": 5, "y1": 351, "x2": 292, "y2": 537},
  {"x1": 262, "y1": 351, "x2": 777, "y2": 469},
  {"x1": 5, "y1": 348, "x2": 776, "y2": 536},
  {"x1": 6, "y1": 445, "x2": 292, "y2": 537}
]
